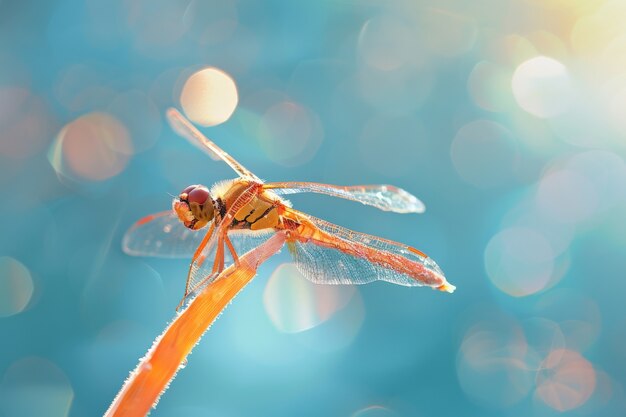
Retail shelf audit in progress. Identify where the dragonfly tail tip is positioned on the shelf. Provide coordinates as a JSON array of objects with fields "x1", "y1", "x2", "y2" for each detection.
[{"x1": 437, "y1": 282, "x2": 456, "y2": 293}]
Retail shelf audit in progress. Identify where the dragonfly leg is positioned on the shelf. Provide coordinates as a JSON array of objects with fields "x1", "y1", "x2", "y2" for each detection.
[
  {"x1": 178, "y1": 223, "x2": 217, "y2": 310},
  {"x1": 224, "y1": 234, "x2": 240, "y2": 266},
  {"x1": 211, "y1": 234, "x2": 225, "y2": 275},
  {"x1": 193, "y1": 222, "x2": 215, "y2": 268}
]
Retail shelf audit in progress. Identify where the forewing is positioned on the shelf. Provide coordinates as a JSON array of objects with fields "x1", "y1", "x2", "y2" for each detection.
[
  {"x1": 122, "y1": 211, "x2": 208, "y2": 258},
  {"x1": 166, "y1": 108, "x2": 260, "y2": 181},
  {"x1": 267, "y1": 182, "x2": 425, "y2": 213},
  {"x1": 287, "y1": 210, "x2": 454, "y2": 292}
]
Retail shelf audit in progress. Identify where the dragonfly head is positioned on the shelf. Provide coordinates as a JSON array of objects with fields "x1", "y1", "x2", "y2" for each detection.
[{"x1": 173, "y1": 184, "x2": 215, "y2": 230}]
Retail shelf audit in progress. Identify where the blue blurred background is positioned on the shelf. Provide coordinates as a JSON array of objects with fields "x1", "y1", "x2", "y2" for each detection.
[{"x1": 1, "y1": 0, "x2": 625, "y2": 416}]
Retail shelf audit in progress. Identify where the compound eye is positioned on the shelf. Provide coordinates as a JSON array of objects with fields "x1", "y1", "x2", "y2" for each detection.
[
  {"x1": 188, "y1": 186, "x2": 211, "y2": 205},
  {"x1": 180, "y1": 184, "x2": 198, "y2": 197}
]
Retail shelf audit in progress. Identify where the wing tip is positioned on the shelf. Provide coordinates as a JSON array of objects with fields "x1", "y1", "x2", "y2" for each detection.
[
  {"x1": 121, "y1": 228, "x2": 145, "y2": 257},
  {"x1": 409, "y1": 197, "x2": 426, "y2": 214},
  {"x1": 166, "y1": 107, "x2": 186, "y2": 131},
  {"x1": 413, "y1": 203, "x2": 426, "y2": 214},
  {"x1": 166, "y1": 108, "x2": 185, "y2": 130},
  {"x1": 395, "y1": 187, "x2": 426, "y2": 214},
  {"x1": 121, "y1": 237, "x2": 135, "y2": 256},
  {"x1": 166, "y1": 107, "x2": 181, "y2": 119}
]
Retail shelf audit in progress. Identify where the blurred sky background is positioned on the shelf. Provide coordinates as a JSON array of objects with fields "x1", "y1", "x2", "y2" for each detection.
[{"x1": 1, "y1": 0, "x2": 626, "y2": 416}]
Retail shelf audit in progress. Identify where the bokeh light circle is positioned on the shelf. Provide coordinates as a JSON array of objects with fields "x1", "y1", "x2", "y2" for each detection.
[
  {"x1": 467, "y1": 61, "x2": 514, "y2": 112},
  {"x1": 535, "y1": 349, "x2": 596, "y2": 411},
  {"x1": 570, "y1": 2, "x2": 625, "y2": 60},
  {"x1": 522, "y1": 318, "x2": 566, "y2": 371},
  {"x1": 450, "y1": 120, "x2": 518, "y2": 188},
  {"x1": 263, "y1": 263, "x2": 355, "y2": 333},
  {"x1": 511, "y1": 56, "x2": 572, "y2": 118},
  {"x1": 526, "y1": 31, "x2": 568, "y2": 62},
  {"x1": 499, "y1": 192, "x2": 576, "y2": 257},
  {"x1": 0, "y1": 257, "x2": 34, "y2": 317},
  {"x1": 487, "y1": 34, "x2": 538, "y2": 67},
  {"x1": 0, "y1": 357, "x2": 74, "y2": 417},
  {"x1": 49, "y1": 112, "x2": 132, "y2": 181},
  {"x1": 484, "y1": 227, "x2": 555, "y2": 297},
  {"x1": 457, "y1": 320, "x2": 533, "y2": 408},
  {"x1": 534, "y1": 289, "x2": 602, "y2": 353},
  {"x1": 290, "y1": 288, "x2": 364, "y2": 354},
  {"x1": 536, "y1": 168, "x2": 598, "y2": 224},
  {"x1": 180, "y1": 67, "x2": 238, "y2": 126}
]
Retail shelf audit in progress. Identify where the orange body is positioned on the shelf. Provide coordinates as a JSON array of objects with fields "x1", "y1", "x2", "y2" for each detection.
[{"x1": 188, "y1": 181, "x2": 448, "y2": 291}]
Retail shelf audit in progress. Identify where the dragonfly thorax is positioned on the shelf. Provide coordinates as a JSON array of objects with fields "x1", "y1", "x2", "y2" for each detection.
[{"x1": 173, "y1": 184, "x2": 215, "y2": 230}]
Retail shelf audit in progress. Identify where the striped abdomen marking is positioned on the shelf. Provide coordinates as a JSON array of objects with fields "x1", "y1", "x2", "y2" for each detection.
[{"x1": 232, "y1": 196, "x2": 281, "y2": 231}]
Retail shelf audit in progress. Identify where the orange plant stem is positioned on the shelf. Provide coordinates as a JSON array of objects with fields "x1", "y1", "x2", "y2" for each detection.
[{"x1": 104, "y1": 232, "x2": 286, "y2": 417}]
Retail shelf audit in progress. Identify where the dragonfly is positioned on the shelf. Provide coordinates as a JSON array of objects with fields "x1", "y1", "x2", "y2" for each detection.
[
  {"x1": 123, "y1": 108, "x2": 454, "y2": 308},
  {"x1": 106, "y1": 108, "x2": 454, "y2": 417}
]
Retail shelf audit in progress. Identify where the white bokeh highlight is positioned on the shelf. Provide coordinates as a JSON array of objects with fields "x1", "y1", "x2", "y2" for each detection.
[
  {"x1": 180, "y1": 67, "x2": 238, "y2": 126},
  {"x1": 512, "y1": 56, "x2": 573, "y2": 118}
]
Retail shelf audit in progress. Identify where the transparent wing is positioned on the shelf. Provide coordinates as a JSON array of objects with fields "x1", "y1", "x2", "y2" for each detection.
[
  {"x1": 285, "y1": 209, "x2": 454, "y2": 292},
  {"x1": 265, "y1": 182, "x2": 425, "y2": 214},
  {"x1": 122, "y1": 211, "x2": 208, "y2": 258},
  {"x1": 166, "y1": 107, "x2": 260, "y2": 181},
  {"x1": 227, "y1": 230, "x2": 277, "y2": 261},
  {"x1": 183, "y1": 229, "x2": 277, "y2": 298}
]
